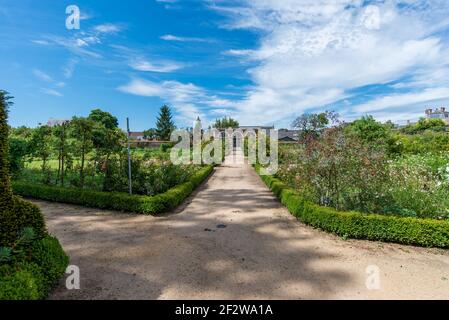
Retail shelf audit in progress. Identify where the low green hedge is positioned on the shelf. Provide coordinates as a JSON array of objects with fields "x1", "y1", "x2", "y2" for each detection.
[
  {"x1": 0, "y1": 235, "x2": 69, "y2": 300},
  {"x1": 13, "y1": 165, "x2": 214, "y2": 215},
  {"x1": 255, "y1": 165, "x2": 449, "y2": 248}
]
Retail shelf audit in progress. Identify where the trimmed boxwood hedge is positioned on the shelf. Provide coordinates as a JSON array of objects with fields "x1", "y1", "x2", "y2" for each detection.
[
  {"x1": 255, "y1": 165, "x2": 449, "y2": 248},
  {"x1": 0, "y1": 235, "x2": 69, "y2": 300},
  {"x1": 13, "y1": 165, "x2": 214, "y2": 215}
]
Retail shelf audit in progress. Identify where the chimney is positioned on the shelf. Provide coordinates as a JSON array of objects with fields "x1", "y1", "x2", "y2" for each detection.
[
  {"x1": 441, "y1": 107, "x2": 446, "y2": 112},
  {"x1": 425, "y1": 108, "x2": 432, "y2": 116}
]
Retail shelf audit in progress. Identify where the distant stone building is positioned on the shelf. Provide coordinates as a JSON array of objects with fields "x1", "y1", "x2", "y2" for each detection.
[
  {"x1": 425, "y1": 107, "x2": 449, "y2": 125},
  {"x1": 278, "y1": 129, "x2": 299, "y2": 142},
  {"x1": 128, "y1": 132, "x2": 146, "y2": 141},
  {"x1": 237, "y1": 125, "x2": 275, "y2": 136},
  {"x1": 46, "y1": 118, "x2": 70, "y2": 127}
]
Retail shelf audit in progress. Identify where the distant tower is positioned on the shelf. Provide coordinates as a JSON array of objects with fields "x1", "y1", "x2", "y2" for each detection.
[
  {"x1": 192, "y1": 116, "x2": 203, "y2": 164},
  {"x1": 194, "y1": 116, "x2": 202, "y2": 133}
]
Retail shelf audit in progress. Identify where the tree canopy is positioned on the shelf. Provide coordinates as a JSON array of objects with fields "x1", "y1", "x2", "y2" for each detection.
[
  {"x1": 156, "y1": 105, "x2": 175, "y2": 141},
  {"x1": 88, "y1": 109, "x2": 119, "y2": 130},
  {"x1": 345, "y1": 115, "x2": 389, "y2": 144},
  {"x1": 401, "y1": 118, "x2": 448, "y2": 135},
  {"x1": 213, "y1": 117, "x2": 239, "y2": 130},
  {"x1": 292, "y1": 111, "x2": 339, "y2": 143}
]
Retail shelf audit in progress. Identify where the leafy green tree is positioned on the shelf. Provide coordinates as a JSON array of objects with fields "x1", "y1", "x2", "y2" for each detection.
[
  {"x1": 88, "y1": 109, "x2": 122, "y2": 190},
  {"x1": 88, "y1": 109, "x2": 119, "y2": 130},
  {"x1": 87, "y1": 115, "x2": 126, "y2": 191},
  {"x1": 70, "y1": 117, "x2": 95, "y2": 188},
  {"x1": 143, "y1": 128, "x2": 157, "y2": 140},
  {"x1": 89, "y1": 109, "x2": 121, "y2": 151},
  {"x1": 8, "y1": 136, "x2": 29, "y2": 175},
  {"x1": 0, "y1": 90, "x2": 13, "y2": 207},
  {"x1": 29, "y1": 125, "x2": 53, "y2": 181},
  {"x1": 345, "y1": 115, "x2": 389, "y2": 144},
  {"x1": 156, "y1": 105, "x2": 175, "y2": 141},
  {"x1": 10, "y1": 126, "x2": 33, "y2": 139},
  {"x1": 53, "y1": 122, "x2": 71, "y2": 186},
  {"x1": 292, "y1": 111, "x2": 339, "y2": 144},
  {"x1": 396, "y1": 131, "x2": 449, "y2": 155},
  {"x1": 401, "y1": 118, "x2": 447, "y2": 135},
  {"x1": 213, "y1": 117, "x2": 239, "y2": 130}
]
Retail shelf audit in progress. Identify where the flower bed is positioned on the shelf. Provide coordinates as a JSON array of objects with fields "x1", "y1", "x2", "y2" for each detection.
[
  {"x1": 13, "y1": 165, "x2": 214, "y2": 215},
  {"x1": 255, "y1": 164, "x2": 449, "y2": 248}
]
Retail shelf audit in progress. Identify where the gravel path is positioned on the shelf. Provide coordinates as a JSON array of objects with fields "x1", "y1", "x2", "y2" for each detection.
[{"x1": 33, "y1": 151, "x2": 449, "y2": 299}]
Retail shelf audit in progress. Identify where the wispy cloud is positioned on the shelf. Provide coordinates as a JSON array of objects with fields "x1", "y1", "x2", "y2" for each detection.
[
  {"x1": 110, "y1": 44, "x2": 186, "y2": 73},
  {"x1": 94, "y1": 23, "x2": 123, "y2": 34},
  {"x1": 31, "y1": 39, "x2": 50, "y2": 45},
  {"x1": 33, "y1": 69, "x2": 53, "y2": 82},
  {"x1": 31, "y1": 23, "x2": 123, "y2": 59},
  {"x1": 41, "y1": 88, "x2": 63, "y2": 97},
  {"x1": 62, "y1": 59, "x2": 78, "y2": 79},
  {"x1": 129, "y1": 58, "x2": 185, "y2": 73},
  {"x1": 33, "y1": 69, "x2": 66, "y2": 96},
  {"x1": 223, "y1": 49, "x2": 254, "y2": 57},
  {"x1": 160, "y1": 34, "x2": 211, "y2": 43},
  {"x1": 32, "y1": 35, "x2": 102, "y2": 59},
  {"x1": 118, "y1": 78, "x2": 235, "y2": 125},
  {"x1": 354, "y1": 87, "x2": 449, "y2": 113},
  {"x1": 118, "y1": 79, "x2": 166, "y2": 97}
]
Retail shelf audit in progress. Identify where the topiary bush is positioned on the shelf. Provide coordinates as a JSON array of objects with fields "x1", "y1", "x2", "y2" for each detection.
[
  {"x1": 0, "y1": 90, "x2": 69, "y2": 300},
  {"x1": 0, "y1": 91, "x2": 13, "y2": 209},
  {"x1": 0, "y1": 196, "x2": 46, "y2": 247}
]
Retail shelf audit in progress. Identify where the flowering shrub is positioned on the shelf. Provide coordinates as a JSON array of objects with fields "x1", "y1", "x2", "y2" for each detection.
[
  {"x1": 278, "y1": 127, "x2": 392, "y2": 213},
  {"x1": 96, "y1": 151, "x2": 200, "y2": 196},
  {"x1": 277, "y1": 127, "x2": 449, "y2": 220},
  {"x1": 388, "y1": 153, "x2": 449, "y2": 219}
]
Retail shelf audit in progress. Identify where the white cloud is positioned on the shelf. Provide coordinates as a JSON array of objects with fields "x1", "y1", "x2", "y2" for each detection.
[
  {"x1": 80, "y1": 12, "x2": 93, "y2": 21},
  {"x1": 31, "y1": 39, "x2": 50, "y2": 45},
  {"x1": 41, "y1": 88, "x2": 63, "y2": 97},
  {"x1": 33, "y1": 23, "x2": 122, "y2": 60},
  {"x1": 160, "y1": 34, "x2": 210, "y2": 42},
  {"x1": 110, "y1": 44, "x2": 186, "y2": 73},
  {"x1": 118, "y1": 79, "x2": 165, "y2": 97},
  {"x1": 63, "y1": 59, "x2": 78, "y2": 79},
  {"x1": 33, "y1": 69, "x2": 53, "y2": 82},
  {"x1": 209, "y1": 0, "x2": 449, "y2": 125},
  {"x1": 354, "y1": 87, "x2": 449, "y2": 113},
  {"x1": 129, "y1": 58, "x2": 184, "y2": 73},
  {"x1": 37, "y1": 35, "x2": 102, "y2": 59},
  {"x1": 118, "y1": 78, "x2": 235, "y2": 126},
  {"x1": 94, "y1": 23, "x2": 122, "y2": 34},
  {"x1": 33, "y1": 69, "x2": 67, "y2": 96},
  {"x1": 223, "y1": 49, "x2": 255, "y2": 57}
]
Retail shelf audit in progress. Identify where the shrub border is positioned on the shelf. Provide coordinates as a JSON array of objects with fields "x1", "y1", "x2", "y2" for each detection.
[
  {"x1": 0, "y1": 235, "x2": 69, "y2": 300},
  {"x1": 13, "y1": 165, "x2": 214, "y2": 215},
  {"x1": 255, "y1": 164, "x2": 449, "y2": 248}
]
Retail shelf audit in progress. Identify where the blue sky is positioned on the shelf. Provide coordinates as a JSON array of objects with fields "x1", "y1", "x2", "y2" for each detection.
[{"x1": 2, "y1": 0, "x2": 449, "y2": 131}]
